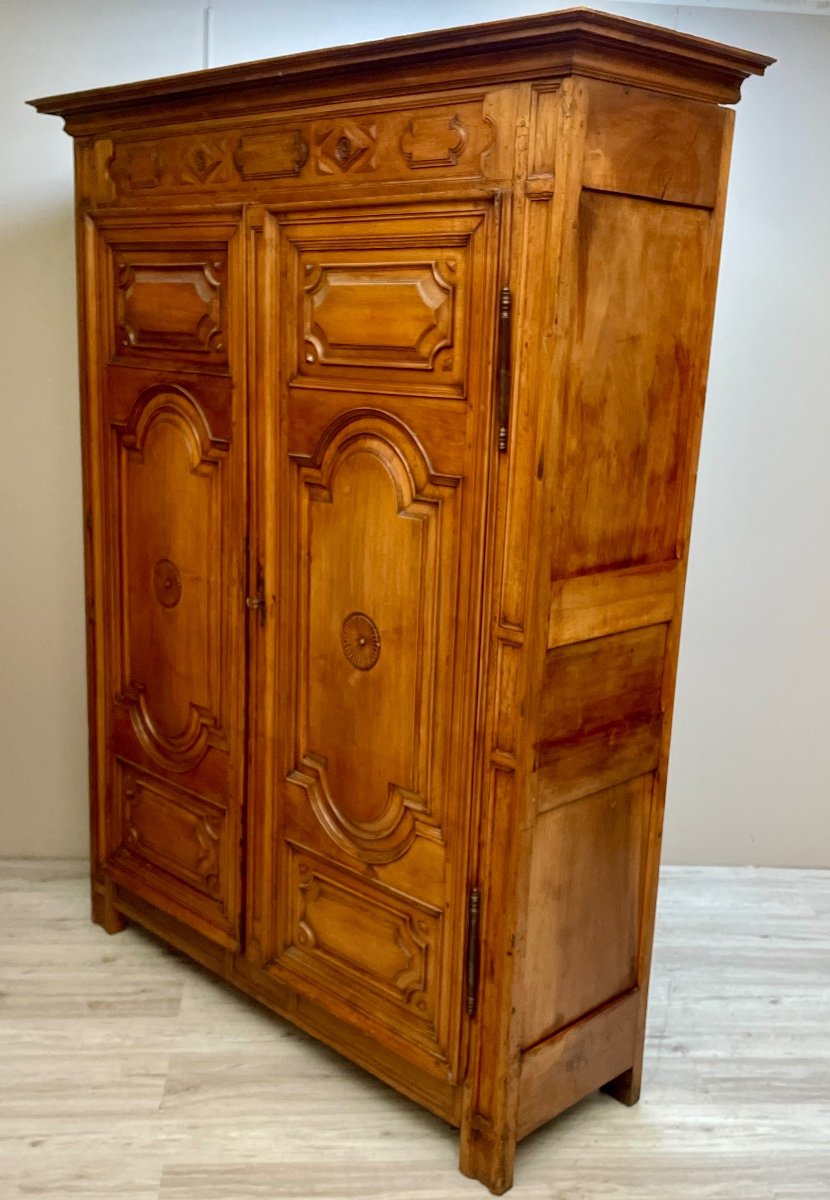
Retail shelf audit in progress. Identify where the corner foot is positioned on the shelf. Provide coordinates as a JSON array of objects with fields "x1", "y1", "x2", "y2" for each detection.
[
  {"x1": 92, "y1": 885, "x2": 127, "y2": 935},
  {"x1": 601, "y1": 1066, "x2": 641, "y2": 1107}
]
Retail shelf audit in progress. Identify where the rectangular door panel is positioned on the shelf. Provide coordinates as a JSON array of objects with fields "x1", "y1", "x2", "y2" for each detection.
[
  {"x1": 250, "y1": 200, "x2": 500, "y2": 1081},
  {"x1": 288, "y1": 210, "x2": 486, "y2": 398}
]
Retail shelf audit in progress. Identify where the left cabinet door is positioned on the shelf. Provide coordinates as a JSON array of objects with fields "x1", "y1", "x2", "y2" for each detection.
[{"x1": 83, "y1": 216, "x2": 247, "y2": 949}]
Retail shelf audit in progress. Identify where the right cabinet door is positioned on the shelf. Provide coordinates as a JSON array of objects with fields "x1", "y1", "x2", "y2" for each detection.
[{"x1": 248, "y1": 199, "x2": 501, "y2": 1085}]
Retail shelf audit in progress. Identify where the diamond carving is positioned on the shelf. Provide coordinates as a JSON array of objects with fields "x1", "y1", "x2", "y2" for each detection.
[
  {"x1": 315, "y1": 122, "x2": 377, "y2": 174},
  {"x1": 184, "y1": 140, "x2": 223, "y2": 182}
]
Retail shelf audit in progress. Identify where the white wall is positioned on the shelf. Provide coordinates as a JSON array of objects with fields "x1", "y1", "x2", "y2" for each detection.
[{"x1": 0, "y1": 1, "x2": 827, "y2": 865}]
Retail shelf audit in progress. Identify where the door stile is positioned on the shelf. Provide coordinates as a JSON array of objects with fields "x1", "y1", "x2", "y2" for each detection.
[{"x1": 243, "y1": 204, "x2": 281, "y2": 968}]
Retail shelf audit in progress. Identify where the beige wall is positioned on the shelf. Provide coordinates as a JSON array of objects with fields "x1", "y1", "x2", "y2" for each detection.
[{"x1": 1, "y1": 1, "x2": 828, "y2": 865}]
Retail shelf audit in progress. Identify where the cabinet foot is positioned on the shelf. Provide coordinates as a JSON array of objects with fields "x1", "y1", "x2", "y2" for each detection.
[
  {"x1": 92, "y1": 885, "x2": 127, "y2": 936},
  {"x1": 601, "y1": 1065, "x2": 641, "y2": 1107},
  {"x1": 459, "y1": 1121, "x2": 516, "y2": 1196}
]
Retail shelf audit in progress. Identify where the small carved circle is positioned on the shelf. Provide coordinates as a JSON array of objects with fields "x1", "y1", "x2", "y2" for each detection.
[
  {"x1": 341, "y1": 612, "x2": 381, "y2": 671},
  {"x1": 153, "y1": 559, "x2": 182, "y2": 608},
  {"x1": 334, "y1": 136, "x2": 353, "y2": 163}
]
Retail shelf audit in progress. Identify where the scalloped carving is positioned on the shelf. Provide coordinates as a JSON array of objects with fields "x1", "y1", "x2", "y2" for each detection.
[
  {"x1": 115, "y1": 255, "x2": 226, "y2": 362},
  {"x1": 113, "y1": 766, "x2": 228, "y2": 910},
  {"x1": 288, "y1": 412, "x2": 460, "y2": 864},
  {"x1": 108, "y1": 144, "x2": 164, "y2": 189},
  {"x1": 292, "y1": 857, "x2": 434, "y2": 1015},
  {"x1": 401, "y1": 114, "x2": 468, "y2": 169},
  {"x1": 235, "y1": 129, "x2": 308, "y2": 179},
  {"x1": 303, "y1": 259, "x2": 455, "y2": 371}
]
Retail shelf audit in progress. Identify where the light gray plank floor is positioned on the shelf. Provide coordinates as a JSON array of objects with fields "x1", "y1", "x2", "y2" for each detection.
[{"x1": 1, "y1": 862, "x2": 828, "y2": 1199}]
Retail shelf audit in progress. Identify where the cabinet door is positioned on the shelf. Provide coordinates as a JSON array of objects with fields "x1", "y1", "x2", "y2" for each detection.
[
  {"x1": 249, "y1": 201, "x2": 500, "y2": 1082},
  {"x1": 89, "y1": 217, "x2": 246, "y2": 949}
]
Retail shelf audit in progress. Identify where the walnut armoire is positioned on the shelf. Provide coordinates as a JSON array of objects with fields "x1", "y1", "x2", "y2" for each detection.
[{"x1": 31, "y1": 10, "x2": 771, "y2": 1193}]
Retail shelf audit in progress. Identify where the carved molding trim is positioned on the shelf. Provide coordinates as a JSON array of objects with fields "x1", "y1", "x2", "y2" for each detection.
[
  {"x1": 108, "y1": 144, "x2": 164, "y2": 189},
  {"x1": 103, "y1": 105, "x2": 492, "y2": 196}
]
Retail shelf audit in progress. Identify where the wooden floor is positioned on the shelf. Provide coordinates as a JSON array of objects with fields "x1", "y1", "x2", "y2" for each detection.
[{"x1": 1, "y1": 863, "x2": 828, "y2": 1199}]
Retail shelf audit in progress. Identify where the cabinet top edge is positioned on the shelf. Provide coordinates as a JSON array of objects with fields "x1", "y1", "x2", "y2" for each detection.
[{"x1": 29, "y1": 7, "x2": 773, "y2": 130}]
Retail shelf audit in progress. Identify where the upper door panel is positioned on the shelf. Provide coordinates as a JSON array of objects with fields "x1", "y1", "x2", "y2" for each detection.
[{"x1": 287, "y1": 212, "x2": 482, "y2": 398}]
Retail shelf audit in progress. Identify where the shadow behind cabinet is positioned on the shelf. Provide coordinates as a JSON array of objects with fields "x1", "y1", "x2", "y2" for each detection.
[{"x1": 31, "y1": 11, "x2": 770, "y2": 1194}]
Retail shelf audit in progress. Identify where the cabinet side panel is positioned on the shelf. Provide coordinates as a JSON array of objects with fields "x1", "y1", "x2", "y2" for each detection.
[
  {"x1": 548, "y1": 190, "x2": 710, "y2": 577},
  {"x1": 518, "y1": 79, "x2": 733, "y2": 1088}
]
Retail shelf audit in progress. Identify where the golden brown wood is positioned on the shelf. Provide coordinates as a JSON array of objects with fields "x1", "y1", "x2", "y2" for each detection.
[
  {"x1": 30, "y1": 10, "x2": 771, "y2": 1195},
  {"x1": 548, "y1": 561, "x2": 678, "y2": 649},
  {"x1": 517, "y1": 990, "x2": 641, "y2": 1140}
]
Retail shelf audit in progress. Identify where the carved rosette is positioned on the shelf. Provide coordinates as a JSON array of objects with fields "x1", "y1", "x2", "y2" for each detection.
[
  {"x1": 153, "y1": 558, "x2": 182, "y2": 608},
  {"x1": 341, "y1": 612, "x2": 381, "y2": 670}
]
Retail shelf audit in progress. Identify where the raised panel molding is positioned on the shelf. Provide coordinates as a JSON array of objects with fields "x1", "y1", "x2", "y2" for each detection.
[
  {"x1": 114, "y1": 255, "x2": 226, "y2": 362},
  {"x1": 235, "y1": 130, "x2": 308, "y2": 179},
  {"x1": 108, "y1": 143, "x2": 164, "y2": 189},
  {"x1": 293, "y1": 858, "x2": 433, "y2": 1011},
  {"x1": 119, "y1": 768, "x2": 223, "y2": 899},
  {"x1": 401, "y1": 114, "x2": 468, "y2": 168},
  {"x1": 286, "y1": 208, "x2": 487, "y2": 398},
  {"x1": 107, "y1": 762, "x2": 235, "y2": 937},
  {"x1": 288, "y1": 411, "x2": 459, "y2": 865},
  {"x1": 302, "y1": 259, "x2": 455, "y2": 371},
  {"x1": 114, "y1": 384, "x2": 228, "y2": 774}
]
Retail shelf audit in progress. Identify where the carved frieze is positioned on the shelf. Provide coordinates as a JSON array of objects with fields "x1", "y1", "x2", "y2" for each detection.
[{"x1": 102, "y1": 102, "x2": 492, "y2": 197}]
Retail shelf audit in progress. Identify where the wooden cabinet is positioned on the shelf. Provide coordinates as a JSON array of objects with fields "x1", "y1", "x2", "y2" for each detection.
[{"x1": 32, "y1": 10, "x2": 770, "y2": 1193}]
